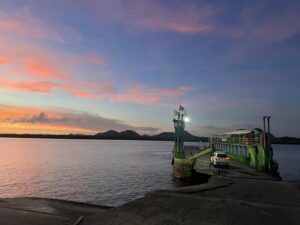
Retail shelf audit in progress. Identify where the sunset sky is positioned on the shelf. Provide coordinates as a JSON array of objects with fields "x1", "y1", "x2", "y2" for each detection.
[{"x1": 0, "y1": 0, "x2": 299, "y2": 137}]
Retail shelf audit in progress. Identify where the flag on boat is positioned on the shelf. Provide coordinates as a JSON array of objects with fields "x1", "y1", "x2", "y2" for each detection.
[
  {"x1": 179, "y1": 105, "x2": 187, "y2": 115},
  {"x1": 174, "y1": 110, "x2": 179, "y2": 116}
]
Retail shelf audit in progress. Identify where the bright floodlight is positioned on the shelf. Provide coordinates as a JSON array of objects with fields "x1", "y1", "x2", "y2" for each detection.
[{"x1": 183, "y1": 116, "x2": 190, "y2": 122}]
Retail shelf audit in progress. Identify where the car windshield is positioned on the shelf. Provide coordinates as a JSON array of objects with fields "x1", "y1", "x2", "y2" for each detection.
[{"x1": 217, "y1": 154, "x2": 228, "y2": 158}]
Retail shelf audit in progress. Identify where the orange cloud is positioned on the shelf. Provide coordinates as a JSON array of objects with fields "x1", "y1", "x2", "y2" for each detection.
[
  {"x1": 0, "y1": 120, "x2": 93, "y2": 135},
  {"x1": 0, "y1": 105, "x2": 160, "y2": 134},
  {"x1": 0, "y1": 105, "x2": 95, "y2": 134},
  {"x1": 0, "y1": 106, "x2": 49, "y2": 120},
  {"x1": 0, "y1": 56, "x2": 9, "y2": 65}
]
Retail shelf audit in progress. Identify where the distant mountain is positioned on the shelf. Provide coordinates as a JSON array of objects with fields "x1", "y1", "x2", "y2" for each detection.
[
  {"x1": 272, "y1": 136, "x2": 300, "y2": 144},
  {"x1": 0, "y1": 130, "x2": 207, "y2": 141},
  {"x1": 95, "y1": 130, "x2": 207, "y2": 142},
  {"x1": 151, "y1": 132, "x2": 174, "y2": 141},
  {"x1": 151, "y1": 131, "x2": 207, "y2": 142},
  {"x1": 120, "y1": 130, "x2": 140, "y2": 139},
  {"x1": 95, "y1": 130, "x2": 120, "y2": 138},
  {"x1": 95, "y1": 130, "x2": 141, "y2": 139}
]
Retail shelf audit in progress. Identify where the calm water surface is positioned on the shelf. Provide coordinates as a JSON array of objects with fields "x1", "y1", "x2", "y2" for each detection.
[
  {"x1": 273, "y1": 144, "x2": 300, "y2": 181},
  {"x1": 0, "y1": 138, "x2": 299, "y2": 206}
]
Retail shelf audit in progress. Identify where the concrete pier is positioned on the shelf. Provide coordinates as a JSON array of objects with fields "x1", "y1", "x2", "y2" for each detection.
[
  {"x1": 0, "y1": 161, "x2": 299, "y2": 225},
  {"x1": 0, "y1": 198, "x2": 110, "y2": 225},
  {"x1": 81, "y1": 164, "x2": 299, "y2": 225}
]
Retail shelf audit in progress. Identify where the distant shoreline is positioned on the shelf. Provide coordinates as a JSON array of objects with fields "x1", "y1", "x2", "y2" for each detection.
[
  {"x1": 0, "y1": 130, "x2": 208, "y2": 142},
  {"x1": 0, "y1": 133, "x2": 299, "y2": 144},
  {"x1": 0, "y1": 134, "x2": 175, "y2": 141}
]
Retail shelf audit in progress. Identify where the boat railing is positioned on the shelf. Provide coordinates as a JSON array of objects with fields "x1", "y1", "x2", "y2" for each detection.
[{"x1": 212, "y1": 137, "x2": 263, "y2": 146}]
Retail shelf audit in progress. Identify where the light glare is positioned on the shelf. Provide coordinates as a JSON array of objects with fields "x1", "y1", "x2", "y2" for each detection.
[{"x1": 183, "y1": 116, "x2": 190, "y2": 122}]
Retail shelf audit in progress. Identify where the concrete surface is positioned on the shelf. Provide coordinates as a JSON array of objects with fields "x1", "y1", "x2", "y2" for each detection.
[
  {"x1": 0, "y1": 161, "x2": 299, "y2": 225},
  {"x1": 81, "y1": 176, "x2": 300, "y2": 225},
  {"x1": 0, "y1": 198, "x2": 110, "y2": 225}
]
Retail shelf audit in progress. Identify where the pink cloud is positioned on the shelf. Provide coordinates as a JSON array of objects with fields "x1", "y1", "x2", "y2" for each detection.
[
  {"x1": 0, "y1": 74, "x2": 191, "y2": 104},
  {"x1": 0, "y1": 35, "x2": 104, "y2": 81},
  {"x1": 0, "y1": 9, "x2": 66, "y2": 43},
  {"x1": 217, "y1": 2, "x2": 300, "y2": 42},
  {"x1": 0, "y1": 76, "x2": 99, "y2": 99},
  {"x1": 135, "y1": 6, "x2": 213, "y2": 33},
  {"x1": 105, "y1": 85, "x2": 191, "y2": 104},
  {"x1": 59, "y1": 83, "x2": 99, "y2": 99},
  {"x1": 68, "y1": 55, "x2": 106, "y2": 66},
  {"x1": 89, "y1": 0, "x2": 215, "y2": 34},
  {"x1": 0, "y1": 22, "x2": 191, "y2": 104},
  {"x1": 87, "y1": 0, "x2": 300, "y2": 41},
  {"x1": 111, "y1": 87, "x2": 161, "y2": 104},
  {"x1": 23, "y1": 58, "x2": 68, "y2": 80},
  {"x1": 0, "y1": 37, "x2": 69, "y2": 81},
  {"x1": 151, "y1": 86, "x2": 191, "y2": 97}
]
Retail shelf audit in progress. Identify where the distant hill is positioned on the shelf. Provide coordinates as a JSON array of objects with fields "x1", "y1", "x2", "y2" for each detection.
[
  {"x1": 151, "y1": 131, "x2": 208, "y2": 142},
  {"x1": 95, "y1": 130, "x2": 141, "y2": 139},
  {"x1": 272, "y1": 136, "x2": 300, "y2": 144},
  {"x1": 95, "y1": 130, "x2": 207, "y2": 142},
  {"x1": 95, "y1": 130, "x2": 119, "y2": 138}
]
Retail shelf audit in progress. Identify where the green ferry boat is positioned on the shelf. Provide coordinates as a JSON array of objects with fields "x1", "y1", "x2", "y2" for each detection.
[
  {"x1": 172, "y1": 109, "x2": 279, "y2": 178},
  {"x1": 210, "y1": 128, "x2": 279, "y2": 175}
]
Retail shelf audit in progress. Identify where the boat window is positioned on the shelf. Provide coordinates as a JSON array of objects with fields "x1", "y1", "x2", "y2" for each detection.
[{"x1": 217, "y1": 153, "x2": 227, "y2": 158}]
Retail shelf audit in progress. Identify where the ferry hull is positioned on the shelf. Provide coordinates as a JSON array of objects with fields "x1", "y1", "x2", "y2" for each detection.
[
  {"x1": 173, "y1": 148, "x2": 213, "y2": 178},
  {"x1": 173, "y1": 157, "x2": 194, "y2": 179}
]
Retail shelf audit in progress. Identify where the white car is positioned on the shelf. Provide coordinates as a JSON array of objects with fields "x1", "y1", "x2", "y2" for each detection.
[{"x1": 210, "y1": 152, "x2": 230, "y2": 167}]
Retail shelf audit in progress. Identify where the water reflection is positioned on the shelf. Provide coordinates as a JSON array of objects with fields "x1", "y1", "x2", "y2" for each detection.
[{"x1": 0, "y1": 138, "x2": 175, "y2": 206}]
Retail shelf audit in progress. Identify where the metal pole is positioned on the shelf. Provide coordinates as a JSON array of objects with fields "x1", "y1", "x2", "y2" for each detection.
[
  {"x1": 267, "y1": 116, "x2": 271, "y2": 148},
  {"x1": 263, "y1": 116, "x2": 267, "y2": 149}
]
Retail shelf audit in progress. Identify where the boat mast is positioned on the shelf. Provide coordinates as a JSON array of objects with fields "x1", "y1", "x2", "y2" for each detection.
[{"x1": 173, "y1": 106, "x2": 186, "y2": 159}]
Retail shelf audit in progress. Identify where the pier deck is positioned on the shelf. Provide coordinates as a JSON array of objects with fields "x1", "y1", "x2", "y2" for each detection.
[{"x1": 193, "y1": 154, "x2": 280, "y2": 180}]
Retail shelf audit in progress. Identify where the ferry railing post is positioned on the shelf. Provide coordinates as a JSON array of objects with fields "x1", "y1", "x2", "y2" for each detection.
[
  {"x1": 263, "y1": 116, "x2": 267, "y2": 149},
  {"x1": 267, "y1": 116, "x2": 271, "y2": 149},
  {"x1": 267, "y1": 116, "x2": 272, "y2": 172}
]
